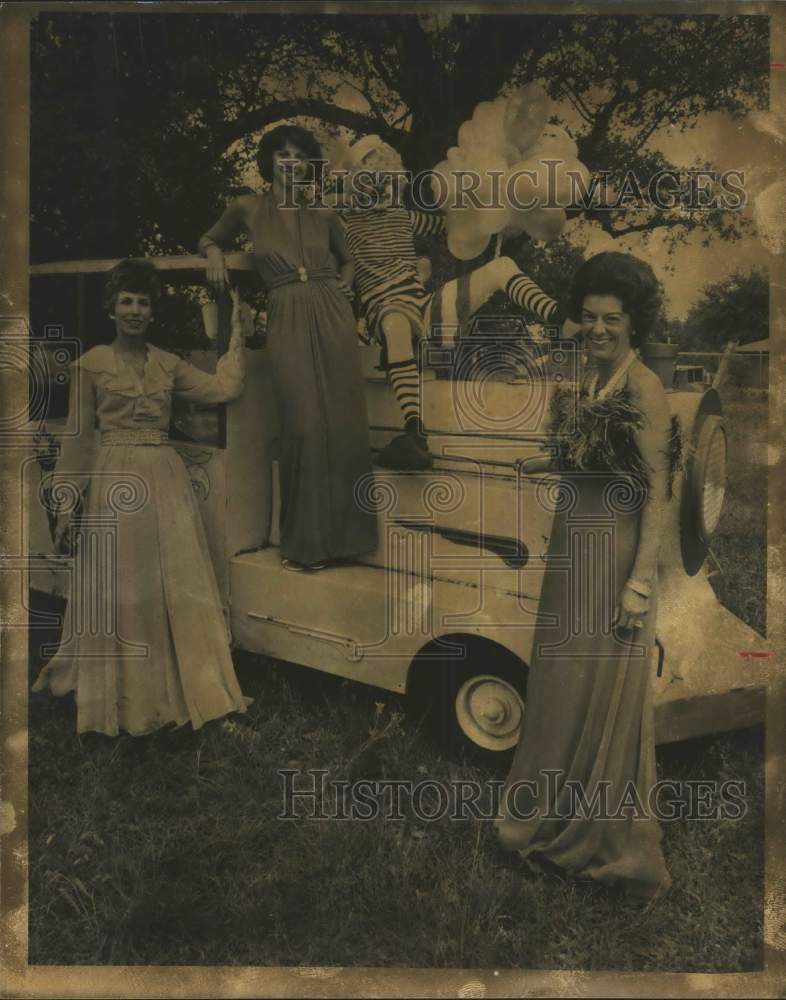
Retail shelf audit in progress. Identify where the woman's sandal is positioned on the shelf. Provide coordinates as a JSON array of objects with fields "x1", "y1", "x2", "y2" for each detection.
[{"x1": 281, "y1": 558, "x2": 327, "y2": 572}]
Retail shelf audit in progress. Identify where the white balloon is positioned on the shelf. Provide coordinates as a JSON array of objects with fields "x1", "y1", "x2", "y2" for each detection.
[
  {"x1": 448, "y1": 150, "x2": 508, "y2": 218},
  {"x1": 447, "y1": 229, "x2": 490, "y2": 260},
  {"x1": 500, "y1": 142, "x2": 522, "y2": 166},
  {"x1": 540, "y1": 158, "x2": 590, "y2": 207},
  {"x1": 472, "y1": 99, "x2": 508, "y2": 145},
  {"x1": 526, "y1": 125, "x2": 579, "y2": 162},
  {"x1": 445, "y1": 206, "x2": 479, "y2": 235},
  {"x1": 501, "y1": 220, "x2": 528, "y2": 239},
  {"x1": 504, "y1": 82, "x2": 550, "y2": 152},
  {"x1": 506, "y1": 158, "x2": 549, "y2": 210},
  {"x1": 447, "y1": 145, "x2": 470, "y2": 167},
  {"x1": 430, "y1": 159, "x2": 452, "y2": 208},
  {"x1": 453, "y1": 102, "x2": 517, "y2": 164},
  {"x1": 506, "y1": 156, "x2": 591, "y2": 210},
  {"x1": 457, "y1": 120, "x2": 478, "y2": 150},
  {"x1": 476, "y1": 204, "x2": 512, "y2": 236}
]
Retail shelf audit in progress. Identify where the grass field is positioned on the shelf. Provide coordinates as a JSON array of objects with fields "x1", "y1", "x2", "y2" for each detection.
[{"x1": 27, "y1": 389, "x2": 767, "y2": 971}]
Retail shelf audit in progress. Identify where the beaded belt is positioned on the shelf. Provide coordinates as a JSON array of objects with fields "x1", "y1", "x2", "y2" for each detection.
[
  {"x1": 101, "y1": 429, "x2": 169, "y2": 447},
  {"x1": 266, "y1": 266, "x2": 336, "y2": 290}
]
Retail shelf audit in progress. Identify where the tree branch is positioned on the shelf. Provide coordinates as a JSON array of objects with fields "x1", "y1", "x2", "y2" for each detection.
[
  {"x1": 360, "y1": 54, "x2": 396, "y2": 126},
  {"x1": 626, "y1": 19, "x2": 750, "y2": 155},
  {"x1": 554, "y1": 37, "x2": 594, "y2": 124},
  {"x1": 607, "y1": 214, "x2": 691, "y2": 237},
  {"x1": 218, "y1": 98, "x2": 402, "y2": 150},
  {"x1": 390, "y1": 107, "x2": 412, "y2": 129},
  {"x1": 365, "y1": 44, "x2": 401, "y2": 100},
  {"x1": 630, "y1": 91, "x2": 690, "y2": 153}
]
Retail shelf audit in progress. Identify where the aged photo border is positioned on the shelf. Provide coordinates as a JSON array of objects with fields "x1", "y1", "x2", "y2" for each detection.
[{"x1": 1, "y1": 1, "x2": 785, "y2": 996}]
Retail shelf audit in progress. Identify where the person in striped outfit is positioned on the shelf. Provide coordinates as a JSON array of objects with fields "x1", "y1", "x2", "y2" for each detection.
[{"x1": 339, "y1": 137, "x2": 577, "y2": 471}]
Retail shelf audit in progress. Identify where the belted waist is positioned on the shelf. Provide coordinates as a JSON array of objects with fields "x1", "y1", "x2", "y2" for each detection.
[
  {"x1": 101, "y1": 429, "x2": 169, "y2": 447},
  {"x1": 266, "y1": 266, "x2": 336, "y2": 290}
]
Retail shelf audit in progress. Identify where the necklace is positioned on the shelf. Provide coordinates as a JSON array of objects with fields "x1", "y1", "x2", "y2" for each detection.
[{"x1": 587, "y1": 350, "x2": 636, "y2": 400}]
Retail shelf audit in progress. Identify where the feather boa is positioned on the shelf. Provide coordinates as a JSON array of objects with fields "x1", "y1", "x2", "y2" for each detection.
[{"x1": 549, "y1": 386, "x2": 684, "y2": 499}]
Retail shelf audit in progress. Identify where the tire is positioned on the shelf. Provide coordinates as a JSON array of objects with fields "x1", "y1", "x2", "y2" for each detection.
[
  {"x1": 410, "y1": 649, "x2": 527, "y2": 761},
  {"x1": 680, "y1": 414, "x2": 728, "y2": 575}
]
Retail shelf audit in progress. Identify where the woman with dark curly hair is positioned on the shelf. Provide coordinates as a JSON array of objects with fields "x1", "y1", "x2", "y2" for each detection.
[
  {"x1": 33, "y1": 258, "x2": 251, "y2": 736},
  {"x1": 496, "y1": 251, "x2": 680, "y2": 901},
  {"x1": 198, "y1": 124, "x2": 377, "y2": 571}
]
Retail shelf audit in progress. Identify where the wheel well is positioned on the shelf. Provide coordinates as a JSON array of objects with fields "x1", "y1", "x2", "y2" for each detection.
[{"x1": 406, "y1": 633, "x2": 529, "y2": 699}]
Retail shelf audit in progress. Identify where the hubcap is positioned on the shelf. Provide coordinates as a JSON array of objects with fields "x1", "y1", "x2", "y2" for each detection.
[{"x1": 455, "y1": 675, "x2": 525, "y2": 751}]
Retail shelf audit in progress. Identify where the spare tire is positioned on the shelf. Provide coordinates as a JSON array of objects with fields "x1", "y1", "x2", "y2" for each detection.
[{"x1": 680, "y1": 413, "x2": 727, "y2": 575}]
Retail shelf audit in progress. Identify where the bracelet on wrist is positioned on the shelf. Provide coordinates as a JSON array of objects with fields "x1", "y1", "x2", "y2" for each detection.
[{"x1": 626, "y1": 577, "x2": 651, "y2": 599}]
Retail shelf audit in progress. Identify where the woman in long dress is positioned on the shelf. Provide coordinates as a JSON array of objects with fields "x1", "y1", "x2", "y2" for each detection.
[
  {"x1": 496, "y1": 252, "x2": 680, "y2": 901},
  {"x1": 33, "y1": 258, "x2": 251, "y2": 736},
  {"x1": 198, "y1": 125, "x2": 377, "y2": 571}
]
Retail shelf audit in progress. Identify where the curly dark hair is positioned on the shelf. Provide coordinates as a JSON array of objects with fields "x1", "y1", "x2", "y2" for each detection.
[
  {"x1": 255, "y1": 124, "x2": 324, "y2": 183},
  {"x1": 568, "y1": 251, "x2": 663, "y2": 349},
  {"x1": 103, "y1": 258, "x2": 162, "y2": 311}
]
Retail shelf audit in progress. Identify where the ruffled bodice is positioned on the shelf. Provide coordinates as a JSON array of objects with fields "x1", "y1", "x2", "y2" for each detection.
[
  {"x1": 74, "y1": 341, "x2": 244, "y2": 432},
  {"x1": 52, "y1": 340, "x2": 244, "y2": 494}
]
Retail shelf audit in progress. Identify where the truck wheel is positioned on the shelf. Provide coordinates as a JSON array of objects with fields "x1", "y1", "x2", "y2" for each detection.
[
  {"x1": 454, "y1": 670, "x2": 525, "y2": 753},
  {"x1": 681, "y1": 414, "x2": 728, "y2": 575},
  {"x1": 410, "y1": 653, "x2": 527, "y2": 760}
]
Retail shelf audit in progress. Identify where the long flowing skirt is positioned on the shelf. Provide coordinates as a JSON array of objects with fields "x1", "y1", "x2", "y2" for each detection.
[
  {"x1": 496, "y1": 472, "x2": 671, "y2": 897},
  {"x1": 33, "y1": 444, "x2": 249, "y2": 736},
  {"x1": 265, "y1": 279, "x2": 378, "y2": 565}
]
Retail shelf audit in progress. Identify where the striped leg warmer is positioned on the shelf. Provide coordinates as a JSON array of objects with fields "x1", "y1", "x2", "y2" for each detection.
[
  {"x1": 505, "y1": 273, "x2": 562, "y2": 325},
  {"x1": 388, "y1": 358, "x2": 423, "y2": 437}
]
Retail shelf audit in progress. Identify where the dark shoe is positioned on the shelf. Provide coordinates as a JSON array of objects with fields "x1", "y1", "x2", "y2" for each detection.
[
  {"x1": 374, "y1": 433, "x2": 433, "y2": 471},
  {"x1": 281, "y1": 558, "x2": 327, "y2": 572}
]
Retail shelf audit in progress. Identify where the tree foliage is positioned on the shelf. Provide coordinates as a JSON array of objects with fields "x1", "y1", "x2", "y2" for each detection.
[
  {"x1": 678, "y1": 269, "x2": 768, "y2": 350},
  {"x1": 31, "y1": 11, "x2": 768, "y2": 263}
]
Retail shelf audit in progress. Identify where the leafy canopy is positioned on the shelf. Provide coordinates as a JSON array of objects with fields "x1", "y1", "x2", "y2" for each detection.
[{"x1": 31, "y1": 12, "x2": 768, "y2": 261}]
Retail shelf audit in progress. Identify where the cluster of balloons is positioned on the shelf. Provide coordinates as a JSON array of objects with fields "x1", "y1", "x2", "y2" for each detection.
[{"x1": 433, "y1": 82, "x2": 592, "y2": 260}]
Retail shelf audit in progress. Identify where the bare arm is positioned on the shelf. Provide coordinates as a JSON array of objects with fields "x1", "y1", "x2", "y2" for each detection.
[
  {"x1": 172, "y1": 289, "x2": 245, "y2": 403},
  {"x1": 198, "y1": 197, "x2": 252, "y2": 292},
  {"x1": 618, "y1": 366, "x2": 673, "y2": 629}
]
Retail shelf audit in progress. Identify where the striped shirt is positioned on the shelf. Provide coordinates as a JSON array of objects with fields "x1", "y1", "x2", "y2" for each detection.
[{"x1": 340, "y1": 208, "x2": 445, "y2": 326}]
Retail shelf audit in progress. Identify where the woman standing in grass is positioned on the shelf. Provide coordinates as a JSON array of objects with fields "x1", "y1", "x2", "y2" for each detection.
[
  {"x1": 198, "y1": 124, "x2": 377, "y2": 571},
  {"x1": 33, "y1": 258, "x2": 251, "y2": 736},
  {"x1": 496, "y1": 252, "x2": 681, "y2": 901}
]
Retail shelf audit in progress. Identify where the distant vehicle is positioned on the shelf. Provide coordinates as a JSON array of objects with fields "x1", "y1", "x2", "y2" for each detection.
[
  {"x1": 673, "y1": 363, "x2": 709, "y2": 391},
  {"x1": 25, "y1": 256, "x2": 768, "y2": 755}
]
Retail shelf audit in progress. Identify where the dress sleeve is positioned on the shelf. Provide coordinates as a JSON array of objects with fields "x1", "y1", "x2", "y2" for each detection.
[
  {"x1": 51, "y1": 363, "x2": 97, "y2": 497},
  {"x1": 199, "y1": 197, "x2": 248, "y2": 252},
  {"x1": 408, "y1": 210, "x2": 447, "y2": 238},
  {"x1": 171, "y1": 329, "x2": 245, "y2": 404}
]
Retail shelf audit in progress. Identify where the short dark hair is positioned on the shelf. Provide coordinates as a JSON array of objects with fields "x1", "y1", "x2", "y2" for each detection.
[
  {"x1": 568, "y1": 251, "x2": 662, "y2": 349},
  {"x1": 104, "y1": 258, "x2": 162, "y2": 311},
  {"x1": 255, "y1": 125, "x2": 323, "y2": 183}
]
